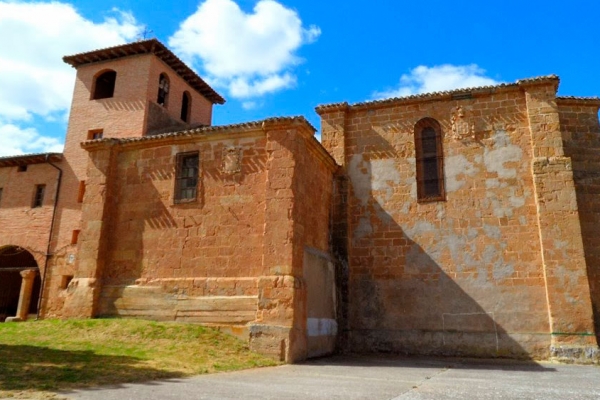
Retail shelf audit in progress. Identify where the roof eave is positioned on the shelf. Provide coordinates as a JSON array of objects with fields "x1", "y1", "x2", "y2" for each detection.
[
  {"x1": 63, "y1": 39, "x2": 225, "y2": 105},
  {"x1": 0, "y1": 153, "x2": 63, "y2": 168}
]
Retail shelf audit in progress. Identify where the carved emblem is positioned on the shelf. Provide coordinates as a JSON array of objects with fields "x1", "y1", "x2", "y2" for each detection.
[
  {"x1": 451, "y1": 106, "x2": 475, "y2": 141},
  {"x1": 221, "y1": 147, "x2": 242, "y2": 174}
]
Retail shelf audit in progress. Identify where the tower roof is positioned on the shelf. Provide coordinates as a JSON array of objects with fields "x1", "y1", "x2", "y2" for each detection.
[{"x1": 63, "y1": 39, "x2": 225, "y2": 105}]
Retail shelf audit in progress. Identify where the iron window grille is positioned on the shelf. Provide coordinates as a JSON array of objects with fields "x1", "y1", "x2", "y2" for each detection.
[
  {"x1": 174, "y1": 152, "x2": 199, "y2": 203},
  {"x1": 415, "y1": 118, "x2": 445, "y2": 202},
  {"x1": 32, "y1": 184, "x2": 46, "y2": 208}
]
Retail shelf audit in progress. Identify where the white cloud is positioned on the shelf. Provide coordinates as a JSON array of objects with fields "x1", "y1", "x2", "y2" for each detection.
[
  {"x1": 0, "y1": 124, "x2": 64, "y2": 156},
  {"x1": 374, "y1": 64, "x2": 501, "y2": 99},
  {"x1": 242, "y1": 101, "x2": 259, "y2": 110},
  {"x1": 0, "y1": 1, "x2": 143, "y2": 155},
  {"x1": 169, "y1": 0, "x2": 320, "y2": 99}
]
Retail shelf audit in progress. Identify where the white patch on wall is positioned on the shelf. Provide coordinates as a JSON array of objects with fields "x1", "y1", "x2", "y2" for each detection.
[
  {"x1": 483, "y1": 130, "x2": 523, "y2": 179},
  {"x1": 371, "y1": 159, "x2": 401, "y2": 204},
  {"x1": 493, "y1": 261, "x2": 515, "y2": 281},
  {"x1": 485, "y1": 178, "x2": 500, "y2": 189},
  {"x1": 348, "y1": 154, "x2": 371, "y2": 206},
  {"x1": 509, "y1": 194, "x2": 525, "y2": 209},
  {"x1": 445, "y1": 154, "x2": 478, "y2": 192},
  {"x1": 483, "y1": 224, "x2": 501, "y2": 239},
  {"x1": 436, "y1": 203, "x2": 446, "y2": 219},
  {"x1": 348, "y1": 154, "x2": 403, "y2": 215},
  {"x1": 405, "y1": 221, "x2": 435, "y2": 237},
  {"x1": 519, "y1": 216, "x2": 527, "y2": 226},
  {"x1": 307, "y1": 318, "x2": 338, "y2": 337},
  {"x1": 445, "y1": 233, "x2": 468, "y2": 266}
]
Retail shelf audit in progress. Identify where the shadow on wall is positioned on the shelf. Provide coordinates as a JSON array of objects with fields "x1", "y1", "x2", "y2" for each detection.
[
  {"x1": 101, "y1": 153, "x2": 178, "y2": 288},
  {"x1": 562, "y1": 127, "x2": 600, "y2": 344},
  {"x1": 341, "y1": 130, "x2": 545, "y2": 360}
]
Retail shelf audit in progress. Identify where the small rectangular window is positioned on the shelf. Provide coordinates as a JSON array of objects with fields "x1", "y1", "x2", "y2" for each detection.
[
  {"x1": 77, "y1": 181, "x2": 86, "y2": 203},
  {"x1": 32, "y1": 184, "x2": 46, "y2": 208},
  {"x1": 88, "y1": 129, "x2": 103, "y2": 140},
  {"x1": 71, "y1": 230, "x2": 81, "y2": 245},
  {"x1": 18, "y1": 165, "x2": 27, "y2": 172},
  {"x1": 174, "y1": 152, "x2": 199, "y2": 203}
]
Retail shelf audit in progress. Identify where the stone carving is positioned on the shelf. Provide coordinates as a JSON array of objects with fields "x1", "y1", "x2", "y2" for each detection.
[
  {"x1": 221, "y1": 147, "x2": 242, "y2": 174},
  {"x1": 451, "y1": 106, "x2": 476, "y2": 141}
]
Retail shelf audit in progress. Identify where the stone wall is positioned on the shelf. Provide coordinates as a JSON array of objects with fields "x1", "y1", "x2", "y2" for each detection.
[
  {"x1": 54, "y1": 118, "x2": 336, "y2": 362},
  {"x1": 318, "y1": 78, "x2": 598, "y2": 359},
  {"x1": 558, "y1": 98, "x2": 600, "y2": 342}
]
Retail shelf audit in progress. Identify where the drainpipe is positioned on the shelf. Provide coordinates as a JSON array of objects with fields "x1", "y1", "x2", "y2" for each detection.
[{"x1": 36, "y1": 155, "x2": 62, "y2": 320}]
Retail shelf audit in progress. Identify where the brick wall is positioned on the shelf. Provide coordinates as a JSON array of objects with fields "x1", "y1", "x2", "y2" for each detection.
[
  {"x1": 0, "y1": 163, "x2": 59, "y2": 269},
  {"x1": 146, "y1": 56, "x2": 213, "y2": 128}
]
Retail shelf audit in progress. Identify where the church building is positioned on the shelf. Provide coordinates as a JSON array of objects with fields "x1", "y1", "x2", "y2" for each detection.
[{"x1": 0, "y1": 39, "x2": 599, "y2": 363}]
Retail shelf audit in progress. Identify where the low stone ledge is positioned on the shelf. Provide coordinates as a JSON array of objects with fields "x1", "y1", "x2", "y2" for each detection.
[{"x1": 550, "y1": 345, "x2": 600, "y2": 364}]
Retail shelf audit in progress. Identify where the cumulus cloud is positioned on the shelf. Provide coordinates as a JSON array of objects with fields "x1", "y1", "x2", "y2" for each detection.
[
  {"x1": 374, "y1": 64, "x2": 501, "y2": 99},
  {"x1": 0, "y1": 1, "x2": 143, "y2": 154},
  {"x1": 0, "y1": 124, "x2": 63, "y2": 156},
  {"x1": 169, "y1": 0, "x2": 320, "y2": 99}
]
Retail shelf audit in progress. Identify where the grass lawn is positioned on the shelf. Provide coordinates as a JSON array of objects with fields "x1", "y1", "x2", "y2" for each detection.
[{"x1": 0, "y1": 319, "x2": 279, "y2": 399}]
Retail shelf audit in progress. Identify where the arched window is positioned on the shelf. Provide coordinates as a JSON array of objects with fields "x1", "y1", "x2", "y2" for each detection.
[
  {"x1": 92, "y1": 70, "x2": 116, "y2": 99},
  {"x1": 414, "y1": 118, "x2": 445, "y2": 202},
  {"x1": 157, "y1": 73, "x2": 170, "y2": 107},
  {"x1": 180, "y1": 91, "x2": 191, "y2": 122}
]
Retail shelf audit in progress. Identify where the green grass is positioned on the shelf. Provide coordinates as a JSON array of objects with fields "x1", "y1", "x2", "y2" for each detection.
[{"x1": 0, "y1": 319, "x2": 279, "y2": 398}]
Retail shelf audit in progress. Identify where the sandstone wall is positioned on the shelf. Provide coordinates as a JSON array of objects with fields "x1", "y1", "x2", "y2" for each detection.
[
  {"x1": 249, "y1": 123, "x2": 336, "y2": 361},
  {"x1": 95, "y1": 134, "x2": 268, "y2": 323},
  {"x1": 559, "y1": 98, "x2": 600, "y2": 341},
  {"x1": 318, "y1": 82, "x2": 593, "y2": 358}
]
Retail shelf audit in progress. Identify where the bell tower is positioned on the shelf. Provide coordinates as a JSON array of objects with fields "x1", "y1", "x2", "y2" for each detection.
[
  {"x1": 40, "y1": 40, "x2": 225, "y2": 318},
  {"x1": 62, "y1": 39, "x2": 225, "y2": 158}
]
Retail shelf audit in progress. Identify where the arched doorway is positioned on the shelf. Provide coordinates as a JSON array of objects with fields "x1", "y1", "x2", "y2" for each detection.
[{"x1": 0, "y1": 246, "x2": 41, "y2": 322}]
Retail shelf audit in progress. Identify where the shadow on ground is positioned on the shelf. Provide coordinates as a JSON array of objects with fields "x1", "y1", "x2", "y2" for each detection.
[
  {"x1": 0, "y1": 344, "x2": 184, "y2": 392},
  {"x1": 304, "y1": 354, "x2": 557, "y2": 372}
]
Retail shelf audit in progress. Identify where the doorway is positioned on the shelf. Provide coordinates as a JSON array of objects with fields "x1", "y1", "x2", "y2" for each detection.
[{"x1": 0, "y1": 246, "x2": 40, "y2": 321}]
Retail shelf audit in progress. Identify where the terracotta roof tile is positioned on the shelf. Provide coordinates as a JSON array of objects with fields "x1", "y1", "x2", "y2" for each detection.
[
  {"x1": 82, "y1": 116, "x2": 316, "y2": 146},
  {"x1": 556, "y1": 95, "x2": 600, "y2": 104},
  {"x1": 63, "y1": 39, "x2": 225, "y2": 104},
  {"x1": 0, "y1": 152, "x2": 63, "y2": 167},
  {"x1": 316, "y1": 75, "x2": 561, "y2": 113}
]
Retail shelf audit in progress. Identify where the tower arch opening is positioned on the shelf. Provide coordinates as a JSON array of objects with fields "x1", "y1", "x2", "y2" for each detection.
[{"x1": 92, "y1": 70, "x2": 117, "y2": 100}]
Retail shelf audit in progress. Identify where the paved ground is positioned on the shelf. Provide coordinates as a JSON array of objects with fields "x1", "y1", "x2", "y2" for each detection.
[{"x1": 65, "y1": 355, "x2": 600, "y2": 400}]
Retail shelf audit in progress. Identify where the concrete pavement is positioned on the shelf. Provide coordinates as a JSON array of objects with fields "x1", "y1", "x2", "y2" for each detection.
[{"x1": 65, "y1": 355, "x2": 600, "y2": 400}]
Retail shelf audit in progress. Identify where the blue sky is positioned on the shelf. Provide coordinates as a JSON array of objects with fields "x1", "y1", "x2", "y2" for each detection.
[{"x1": 1, "y1": 0, "x2": 599, "y2": 156}]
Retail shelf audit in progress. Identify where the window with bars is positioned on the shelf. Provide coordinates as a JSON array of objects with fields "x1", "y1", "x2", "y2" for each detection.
[
  {"x1": 174, "y1": 152, "x2": 199, "y2": 203},
  {"x1": 32, "y1": 184, "x2": 46, "y2": 208},
  {"x1": 414, "y1": 118, "x2": 445, "y2": 202}
]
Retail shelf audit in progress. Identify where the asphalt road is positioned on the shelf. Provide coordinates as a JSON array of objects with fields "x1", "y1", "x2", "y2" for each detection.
[{"x1": 65, "y1": 355, "x2": 600, "y2": 400}]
